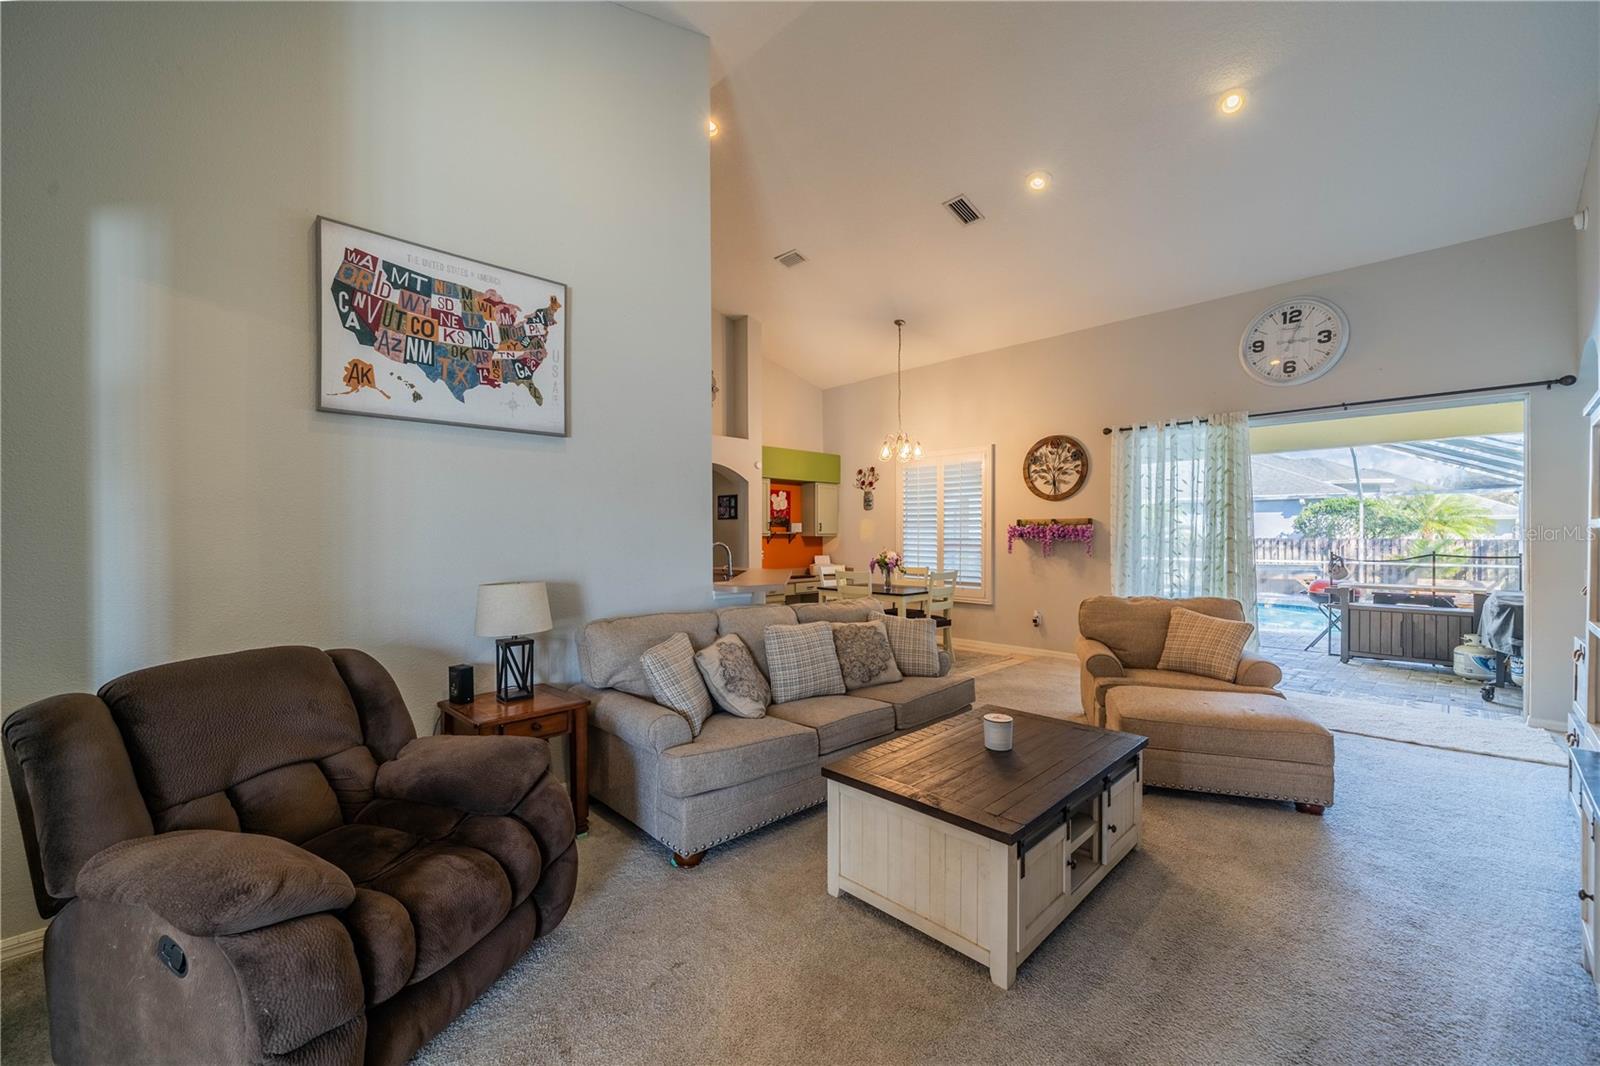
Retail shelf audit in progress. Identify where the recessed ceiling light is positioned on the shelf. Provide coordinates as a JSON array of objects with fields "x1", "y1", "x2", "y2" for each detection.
[
  {"x1": 707, "y1": 118, "x2": 720, "y2": 137},
  {"x1": 1219, "y1": 89, "x2": 1246, "y2": 115},
  {"x1": 1025, "y1": 170, "x2": 1051, "y2": 192}
]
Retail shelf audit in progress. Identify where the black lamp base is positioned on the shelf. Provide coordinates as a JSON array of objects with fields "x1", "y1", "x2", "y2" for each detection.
[{"x1": 495, "y1": 636, "x2": 537, "y2": 702}]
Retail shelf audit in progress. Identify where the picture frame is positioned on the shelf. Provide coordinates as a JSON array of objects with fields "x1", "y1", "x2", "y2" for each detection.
[
  {"x1": 716, "y1": 494, "x2": 739, "y2": 520},
  {"x1": 317, "y1": 217, "x2": 569, "y2": 437}
]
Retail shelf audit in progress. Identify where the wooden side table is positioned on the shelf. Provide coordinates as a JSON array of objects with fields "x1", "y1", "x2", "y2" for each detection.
[{"x1": 437, "y1": 684, "x2": 589, "y2": 834}]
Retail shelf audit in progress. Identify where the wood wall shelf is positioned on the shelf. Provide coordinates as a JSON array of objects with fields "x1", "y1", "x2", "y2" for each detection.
[{"x1": 1013, "y1": 518, "x2": 1093, "y2": 527}]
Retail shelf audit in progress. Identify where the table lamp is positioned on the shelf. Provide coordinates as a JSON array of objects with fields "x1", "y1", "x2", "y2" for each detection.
[{"x1": 475, "y1": 581, "x2": 552, "y2": 701}]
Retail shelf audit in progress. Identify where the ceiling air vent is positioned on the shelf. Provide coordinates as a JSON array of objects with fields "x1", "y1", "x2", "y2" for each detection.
[
  {"x1": 943, "y1": 195, "x2": 983, "y2": 225},
  {"x1": 774, "y1": 249, "x2": 807, "y2": 268}
]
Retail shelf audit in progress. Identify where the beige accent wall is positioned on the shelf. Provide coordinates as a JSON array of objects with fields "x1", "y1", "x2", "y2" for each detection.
[
  {"x1": 762, "y1": 356, "x2": 827, "y2": 452},
  {"x1": 823, "y1": 222, "x2": 1585, "y2": 728},
  {"x1": 0, "y1": 4, "x2": 710, "y2": 939}
]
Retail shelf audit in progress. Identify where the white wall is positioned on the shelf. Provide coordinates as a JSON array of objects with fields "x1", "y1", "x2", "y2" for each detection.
[
  {"x1": 1580, "y1": 108, "x2": 1599, "y2": 372},
  {"x1": 0, "y1": 3, "x2": 709, "y2": 939},
  {"x1": 762, "y1": 356, "x2": 826, "y2": 452},
  {"x1": 824, "y1": 222, "x2": 1585, "y2": 727}
]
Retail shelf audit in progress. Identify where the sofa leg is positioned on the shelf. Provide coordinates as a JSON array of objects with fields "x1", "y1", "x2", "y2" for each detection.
[
  {"x1": 671, "y1": 850, "x2": 705, "y2": 868},
  {"x1": 1295, "y1": 803, "x2": 1326, "y2": 816}
]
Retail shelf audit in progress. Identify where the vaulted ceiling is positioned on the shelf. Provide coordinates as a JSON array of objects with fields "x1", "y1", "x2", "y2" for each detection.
[{"x1": 643, "y1": 2, "x2": 1600, "y2": 389}]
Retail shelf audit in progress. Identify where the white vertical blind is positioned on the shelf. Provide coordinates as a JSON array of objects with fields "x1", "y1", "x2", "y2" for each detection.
[{"x1": 896, "y1": 447, "x2": 992, "y2": 602}]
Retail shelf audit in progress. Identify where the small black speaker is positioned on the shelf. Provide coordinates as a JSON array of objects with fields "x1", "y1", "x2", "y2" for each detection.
[{"x1": 448, "y1": 664, "x2": 474, "y2": 705}]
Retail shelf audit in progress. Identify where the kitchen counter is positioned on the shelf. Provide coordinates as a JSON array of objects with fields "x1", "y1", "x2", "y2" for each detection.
[
  {"x1": 711, "y1": 568, "x2": 809, "y2": 604},
  {"x1": 713, "y1": 568, "x2": 805, "y2": 591}
]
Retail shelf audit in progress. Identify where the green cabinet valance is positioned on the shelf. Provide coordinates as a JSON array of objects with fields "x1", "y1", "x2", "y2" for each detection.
[{"x1": 762, "y1": 446, "x2": 840, "y2": 484}]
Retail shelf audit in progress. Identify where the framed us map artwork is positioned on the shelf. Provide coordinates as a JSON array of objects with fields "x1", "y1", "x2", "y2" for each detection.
[{"x1": 317, "y1": 217, "x2": 568, "y2": 436}]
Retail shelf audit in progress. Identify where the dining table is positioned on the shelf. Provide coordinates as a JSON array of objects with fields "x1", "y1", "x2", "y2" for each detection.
[{"x1": 860, "y1": 581, "x2": 936, "y2": 616}]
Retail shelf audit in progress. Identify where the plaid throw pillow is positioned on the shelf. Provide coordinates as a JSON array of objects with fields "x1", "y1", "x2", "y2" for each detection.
[
  {"x1": 641, "y1": 632, "x2": 714, "y2": 736},
  {"x1": 1156, "y1": 607, "x2": 1254, "y2": 682},
  {"x1": 875, "y1": 613, "x2": 942, "y2": 677},
  {"x1": 764, "y1": 621, "x2": 846, "y2": 704}
]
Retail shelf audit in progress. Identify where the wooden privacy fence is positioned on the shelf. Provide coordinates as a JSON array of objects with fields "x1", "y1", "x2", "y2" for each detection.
[{"x1": 1255, "y1": 537, "x2": 1522, "y2": 593}]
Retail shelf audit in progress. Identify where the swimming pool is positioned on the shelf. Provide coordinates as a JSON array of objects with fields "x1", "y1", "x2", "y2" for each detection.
[{"x1": 1257, "y1": 600, "x2": 1327, "y2": 634}]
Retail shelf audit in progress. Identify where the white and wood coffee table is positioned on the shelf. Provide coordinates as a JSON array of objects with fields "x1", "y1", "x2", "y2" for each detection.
[{"x1": 822, "y1": 706, "x2": 1146, "y2": 989}]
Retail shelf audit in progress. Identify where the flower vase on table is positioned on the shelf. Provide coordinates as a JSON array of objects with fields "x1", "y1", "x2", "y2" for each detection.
[{"x1": 870, "y1": 549, "x2": 903, "y2": 590}]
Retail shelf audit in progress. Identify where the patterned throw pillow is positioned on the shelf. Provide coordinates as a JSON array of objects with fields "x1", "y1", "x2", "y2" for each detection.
[
  {"x1": 1156, "y1": 606, "x2": 1254, "y2": 682},
  {"x1": 875, "y1": 613, "x2": 942, "y2": 677},
  {"x1": 640, "y1": 632, "x2": 714, "y2": 736},
  {"x1": 694, "y1": 634, "x2": 771, "y2": 718},
  {"x1": 831, "y1": 620, "x2": 903, "y2": 690},
  {"x1": 764, "y1": 621, "x2": 847, "y2": 704}
]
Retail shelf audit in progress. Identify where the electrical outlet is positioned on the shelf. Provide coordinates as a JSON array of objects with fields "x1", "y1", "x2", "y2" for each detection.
[{"x1": 1032, "y1": 610, "x2": 1042, "y2": 628}]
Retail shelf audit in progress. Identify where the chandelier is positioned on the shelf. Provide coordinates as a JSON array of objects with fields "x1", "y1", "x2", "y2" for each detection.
[{"x1": 879, "y1": 318, "x2": 923, "y2": 462}]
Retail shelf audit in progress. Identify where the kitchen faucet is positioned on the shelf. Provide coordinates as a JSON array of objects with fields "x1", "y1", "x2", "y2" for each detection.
[{"x1": 713, "y1": 542, "x2": 734, "y2": 581}]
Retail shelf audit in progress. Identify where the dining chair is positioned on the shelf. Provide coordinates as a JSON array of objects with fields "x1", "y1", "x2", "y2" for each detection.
[
  {"x1": 816, "y1": 564, "x2": 842, "y2": 602},
  {"x1": 838, "y1": 570, "x2": 872, "y2": 599},
  {"x1": 904, "y1": 569, "x2": 957, "y2": 652}
]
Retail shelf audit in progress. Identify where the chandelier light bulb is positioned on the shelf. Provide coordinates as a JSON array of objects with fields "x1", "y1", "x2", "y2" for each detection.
[
  {"x1": 880, "y1": 442, "x2": 892, "y2": 460},
  {"x1": 912, "y1": 442, "x2": 923, "y2": 459}
]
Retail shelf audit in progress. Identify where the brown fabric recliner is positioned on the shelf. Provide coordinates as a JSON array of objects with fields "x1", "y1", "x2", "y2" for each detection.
[
  {"x1": 1076, "y1": 595, "x2": 1284, "y2": 725},
  {"x1": 3, "y1": 646, "x2": 578, "y2": 1066}
]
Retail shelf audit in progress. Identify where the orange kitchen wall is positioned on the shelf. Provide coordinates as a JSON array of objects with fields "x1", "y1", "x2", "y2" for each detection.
[{"x1": 762, "y1": 480, "x2": 826, "y2": 568}]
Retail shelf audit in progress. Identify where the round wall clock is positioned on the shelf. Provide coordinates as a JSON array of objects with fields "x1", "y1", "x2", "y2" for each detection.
[
  {"x1": 1023, "y1": 435, "x2": 1088, "y2": 501},
  {"x1": 1238, "y1": 296, "x2": 1349, "y2": 387}
]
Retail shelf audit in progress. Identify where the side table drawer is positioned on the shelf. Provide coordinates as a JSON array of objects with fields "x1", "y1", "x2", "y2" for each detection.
[{"x1": 503, "y1": 713, "x2": 567, "y2": 739}]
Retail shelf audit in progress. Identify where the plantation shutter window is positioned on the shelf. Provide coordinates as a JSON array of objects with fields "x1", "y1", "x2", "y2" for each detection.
[
  {"x1": 896, "y1": 446, "x2": 994, "y2": 604},
  {"x1": 900, "y1": 465, "x2": 940, "y2": 571}
]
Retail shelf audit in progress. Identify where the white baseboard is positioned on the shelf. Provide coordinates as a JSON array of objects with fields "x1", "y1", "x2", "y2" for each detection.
[
  {"x1": 1, "y1": 924, "x2": 46, "y2": 963},
  {"x1": 954, "y1": 637, "x2": 1079, "y2": 667}
]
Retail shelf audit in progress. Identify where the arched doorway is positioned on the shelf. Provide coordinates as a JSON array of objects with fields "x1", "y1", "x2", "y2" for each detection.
[{"x1": 712, "y1": 463, "x2": 750, "y2": 572}]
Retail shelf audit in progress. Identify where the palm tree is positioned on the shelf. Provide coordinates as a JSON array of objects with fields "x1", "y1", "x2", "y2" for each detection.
[{"x1": 1395, "y1": 494, "x2": 1493, "y2": 540}]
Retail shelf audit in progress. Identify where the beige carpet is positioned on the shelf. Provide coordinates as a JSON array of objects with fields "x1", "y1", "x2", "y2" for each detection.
[{"x1": 4, "y1": 662, "x2": 1598, "y2": 1065}]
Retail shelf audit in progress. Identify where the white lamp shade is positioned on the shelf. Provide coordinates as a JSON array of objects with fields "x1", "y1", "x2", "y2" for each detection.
[{"x1": 475, "y1": 581, "x2": 552, "y2": 638}]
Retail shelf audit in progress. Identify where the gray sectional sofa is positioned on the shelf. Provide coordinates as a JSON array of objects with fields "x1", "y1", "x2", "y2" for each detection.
[{"x1": 572, "y1": 599, "x2": 975, "y2": 865}]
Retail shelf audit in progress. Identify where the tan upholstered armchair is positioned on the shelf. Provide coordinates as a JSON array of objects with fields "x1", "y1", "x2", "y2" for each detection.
[{"x1": 1076, "y1": 595, "x2": 1283, "y2": 725}]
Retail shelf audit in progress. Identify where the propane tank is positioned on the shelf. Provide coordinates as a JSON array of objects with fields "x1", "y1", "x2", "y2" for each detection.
[{"x1": 1452, "y1": 634, "x2": 1497, "y2": 681}]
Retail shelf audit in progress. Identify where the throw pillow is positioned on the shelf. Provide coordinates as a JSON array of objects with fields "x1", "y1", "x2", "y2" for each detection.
[
  {"x1": 831, "y1": 620, "x2": 903, "y2": 690},
  {"x1": 1156, "y1": 606, "x2": 1254, "y2": 682},
  {"x1": 694, "y1": 634, "x2": 771, "y2": 718},
  {"x1": 640, "y1": 632, "x2": 714, "y2": 736},
  {"x1": 875, "y1": 612, "x2": 942, "y2": 677},
  {"x1": 764, "y1": 621, "x2": 847, "y2": 704}
]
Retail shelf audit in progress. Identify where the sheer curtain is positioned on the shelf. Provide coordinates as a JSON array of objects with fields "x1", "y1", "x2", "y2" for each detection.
[{"x1": 1111, "y1": 411, "x2": 1258, "y2": 633}]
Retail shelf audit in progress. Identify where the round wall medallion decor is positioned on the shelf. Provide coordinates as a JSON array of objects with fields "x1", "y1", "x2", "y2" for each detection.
[{"x1": 1023, "y1": 435, "x2": 1088, "y2": 501}]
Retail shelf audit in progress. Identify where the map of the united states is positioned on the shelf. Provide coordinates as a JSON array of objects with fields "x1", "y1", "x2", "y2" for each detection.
[{"x1": 329, "y1": 245, "x2": 559, "y2": 404}]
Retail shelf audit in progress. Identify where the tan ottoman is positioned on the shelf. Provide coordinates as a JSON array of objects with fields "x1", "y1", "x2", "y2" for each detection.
[{"x1": 1104, "y1": 687, "x2": 1334, "y2": 813}]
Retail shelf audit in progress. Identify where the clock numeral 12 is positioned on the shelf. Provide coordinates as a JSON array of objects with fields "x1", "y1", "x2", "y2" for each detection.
[{"x1": 1281, "y1": 308, "x2": 1304, "y2": 325}]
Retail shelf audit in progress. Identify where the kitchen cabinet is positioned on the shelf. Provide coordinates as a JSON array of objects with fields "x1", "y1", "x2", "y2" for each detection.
[{"x1": 803, "y1": 482, "x2": 839, "y2": 538}]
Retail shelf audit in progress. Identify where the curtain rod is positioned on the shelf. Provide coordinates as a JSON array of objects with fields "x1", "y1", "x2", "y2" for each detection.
[{"x1": 1100, "y1": 374, "x2": 1578, "y2": 435}]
